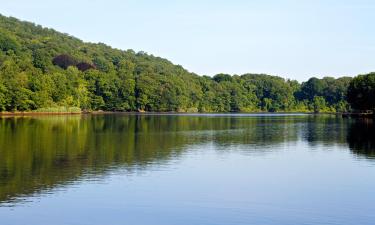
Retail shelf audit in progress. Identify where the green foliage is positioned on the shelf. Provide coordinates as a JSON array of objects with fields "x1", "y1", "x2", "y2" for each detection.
[
  {"x1": 34, "y1": 106, "x2": 81, "y2": 113},
  {"x1": 297, "y1": 76, "x2": 352, "y2": 112},
  {"x1": 0, "y1": 82, "x2": 7, "y2": 111},
  {"x1": 213, "y1": 73, "x2": 233, "y2": 83},
  {"x1": 0, "y1": 14, "x2": 366, "y2": 113},
  {"x1": 347, "y1": 72, "x2": 375, "y2": 111},
  {"x1": 0, "y1": 30, "x2": 20, "y2": 52},
  {"x1": 313, "y1": 96, "x2": 327, "y2": 113}
]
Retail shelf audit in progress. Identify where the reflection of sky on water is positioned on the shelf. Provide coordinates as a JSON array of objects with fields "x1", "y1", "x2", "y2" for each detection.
[{"x1": 0, "y1": 115, "x2": 374, "y2": 225}]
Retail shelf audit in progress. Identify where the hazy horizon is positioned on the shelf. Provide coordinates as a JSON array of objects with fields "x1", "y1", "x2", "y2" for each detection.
[{"x1": 2, "y1": 0, "x2": 375, "y2": 81}]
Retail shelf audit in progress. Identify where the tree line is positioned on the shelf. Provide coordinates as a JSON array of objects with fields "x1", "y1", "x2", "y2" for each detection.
[{"x1": 0, "y1": 15, "x2": 373, "y2": 113}]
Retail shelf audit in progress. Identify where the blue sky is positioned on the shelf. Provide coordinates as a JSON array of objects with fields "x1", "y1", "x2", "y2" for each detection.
[{"x1": 2, "y1": 0, "x2": 375, "y2": 81}]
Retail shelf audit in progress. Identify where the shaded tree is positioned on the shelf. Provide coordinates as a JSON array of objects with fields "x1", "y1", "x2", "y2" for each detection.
[
  {"x1": 76, "y1": 62, "x2": 96, "y2": 72},
  {"x1": 347, "y1": 73, "x2": 375, "y2": 111},
  {"x1": 52, "y1": 54, "x2": 77, "y2": 69}
]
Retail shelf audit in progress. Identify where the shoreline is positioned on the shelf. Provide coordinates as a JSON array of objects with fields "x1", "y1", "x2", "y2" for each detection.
[
  {"x1": 0, "y1": 111, "x2": 355, "y2": 117},
  {"x1": 0, "y1": 111, "x2": 83, "y2": 117}
]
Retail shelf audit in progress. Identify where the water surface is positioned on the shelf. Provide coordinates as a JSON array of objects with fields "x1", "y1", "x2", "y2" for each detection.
[{"x1": 0, "y1": 114, "x2": 374, "y2": 225}]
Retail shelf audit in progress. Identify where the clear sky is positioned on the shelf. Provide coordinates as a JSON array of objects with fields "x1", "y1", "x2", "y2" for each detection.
[{"x1": 2, "y1": 0, "x2": 375, "y2": 81}]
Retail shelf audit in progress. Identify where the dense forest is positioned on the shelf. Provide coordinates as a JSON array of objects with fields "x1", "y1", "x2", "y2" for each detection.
[{"x1": 0, "y1": 14, "x2": 373, "y2": 113}]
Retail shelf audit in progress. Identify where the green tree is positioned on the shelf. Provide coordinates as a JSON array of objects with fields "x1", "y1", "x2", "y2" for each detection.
[
  {"x1": 0, "y1": 31, "x2": 20, "y2": 52},
  {"x1": 347, "y1": 73, "x2": 375, "y2": 112},
  {"x1": 313, "y1": 96, "x2": 327, "y2": 113}
]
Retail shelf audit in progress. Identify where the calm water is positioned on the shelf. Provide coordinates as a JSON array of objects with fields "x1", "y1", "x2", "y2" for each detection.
[{"x1": 0, "y1": 114, "x2": 374, "y2": 225}]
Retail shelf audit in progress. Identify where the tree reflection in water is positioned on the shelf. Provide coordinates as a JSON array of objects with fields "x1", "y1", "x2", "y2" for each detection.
[{"x1": 0, "y1": 114, "x2": 373, "y2": 204}]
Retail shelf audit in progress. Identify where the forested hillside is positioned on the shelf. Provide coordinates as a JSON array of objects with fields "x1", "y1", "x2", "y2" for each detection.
[{"x1": 0, "y1": 14, "x2": 359, "y2": 113}]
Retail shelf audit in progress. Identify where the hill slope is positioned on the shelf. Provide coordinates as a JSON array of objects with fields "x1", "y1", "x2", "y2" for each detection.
[{"x1": 0, "y1": 14, "x2": 352, "y2": 112}]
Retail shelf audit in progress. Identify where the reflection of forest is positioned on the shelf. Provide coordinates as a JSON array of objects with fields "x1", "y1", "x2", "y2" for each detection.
[
  {"x1": 302, "y1": 116, "x2": 350, "y2": 146},
  {"x1": 347, "y1": 119, "x2": 375, "y2": 158},
  {"x1": 0, "y1": 115, "x2": 373, "y2": 204}
]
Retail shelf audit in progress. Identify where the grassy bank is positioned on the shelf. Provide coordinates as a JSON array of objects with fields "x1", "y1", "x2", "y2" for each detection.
[{"x1": 0, "y1": 107, "x2": 82, "y2": 116}]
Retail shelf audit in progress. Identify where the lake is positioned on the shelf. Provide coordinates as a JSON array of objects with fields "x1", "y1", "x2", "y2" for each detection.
[{"x1": 0, "y1": 114, "x2": 374, "y2": 225}]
